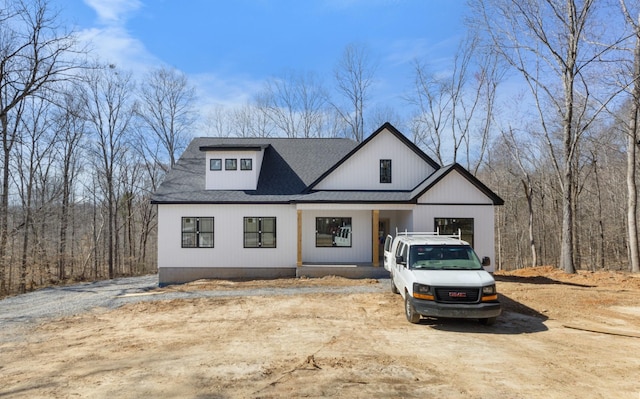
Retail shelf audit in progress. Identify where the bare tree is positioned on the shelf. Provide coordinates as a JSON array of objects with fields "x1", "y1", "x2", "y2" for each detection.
[
  {"x1": 502, "y1": 126, "x2": 539, "y2": 268},
  {"x1": 473, "y1": 0, "x2": 624, "y2": 273},
  {"x1": 408, "y1": 34, "x2": 502, "y2": 169},
  {"x1": 620, "y1": 0, "x2": 640, "y2": 273},
  {"x1": 136, "y1": 67, "x2": 197, "y2": 170},
  {"x1": 14, "y1": 96, "x2": 58, "y2": 292},
  {"x1": 82, "y1": 65, "x2": 135, "y2": 279},
  {"x1": 255, "y1": 70, "x2": 327, "y2": 138},
  {"x1": 54, "y1": 88, "x2": 86, "y2": 280},
  {"x1": 0, "y1": 0, "x2": 81, "y2": 294},
  {"x1": 333, "y1": 43, "x2": 377, "y2": 142}
]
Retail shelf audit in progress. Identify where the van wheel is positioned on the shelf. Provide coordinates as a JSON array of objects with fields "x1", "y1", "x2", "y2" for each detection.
[
  {"x1": 479, "y1": 317, "x2": 496, "y2": 326},
  {"x1": 405, "y1": 295, "x2": 421, "y2": 324},
  {"x1": 390, "y1": 275, "x2": 399, "y2": 294}
]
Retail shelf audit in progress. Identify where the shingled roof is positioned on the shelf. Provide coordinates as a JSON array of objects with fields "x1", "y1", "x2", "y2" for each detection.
[
  {"x1": 151, "y1": 129, "x2": 504, "y2": 205},
  {"x1": 151, "y1": 137, "x2": 359, "y2": 204}
]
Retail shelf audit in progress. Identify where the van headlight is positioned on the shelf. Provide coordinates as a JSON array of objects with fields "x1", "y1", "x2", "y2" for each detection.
[
  {"x1": 413, "y1": 283, "x2": 434, "y2": 300},
  {"x1": 481, "y1": 284, "x2": 498, "y2": 301}
]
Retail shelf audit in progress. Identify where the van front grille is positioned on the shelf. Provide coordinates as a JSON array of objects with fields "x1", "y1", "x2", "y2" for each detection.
[{"x1": 435, "y1": 288, "x2": 480, "y2": 303}]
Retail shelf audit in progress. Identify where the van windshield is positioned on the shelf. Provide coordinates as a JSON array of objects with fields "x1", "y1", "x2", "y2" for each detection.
[{"x1": 409, "y1": 245, "x2": 483, "y2": 270}]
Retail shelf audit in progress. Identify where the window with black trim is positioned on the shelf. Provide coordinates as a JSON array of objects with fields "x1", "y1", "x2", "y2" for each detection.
[
  {"x1": 225, "y1": 158, "x2": 237, "y2": 170},
  {"x1": 244, "y1": 217, "x2": 276, "y2": 248},
  {"x1": 435, "y1": 218, "x2": 474, "y2": 247},
  {"x1": 380, "y1": 159, "x2": 392, "y2": 183},
  {"x1": 240, "y1": 158, "x2": 252, "y2": 170},
  {"x1": 182, "y1": 217, "x2": 214, "y2": 248},
  {"x1": 210, "y1": 158, "x2": 222, "y2": 171},
  {"x1": 316, "y1": 217, "x2": 352, "y2": 247}
]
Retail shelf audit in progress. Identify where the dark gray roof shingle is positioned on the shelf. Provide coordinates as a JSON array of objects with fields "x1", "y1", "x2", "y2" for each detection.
[{"x1": 151, "y1": 137, "x2": 358, "y2": 203}]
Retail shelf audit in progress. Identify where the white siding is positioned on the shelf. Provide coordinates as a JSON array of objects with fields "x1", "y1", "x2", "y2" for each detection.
[
  {"x1": 205, "y1": 150, "x2": 263, "y2": 190},
  {"x1": 419, "y1": 171, "x2": 493, "y2": 204},
  {"x1": 157, "y1": 204, "x2": 297, "y2": 269},
  {"x1": 315, "y1": 128, "x2": 435, "y2": 190},
  {"x1": 302, "y1": 210, "x2": 371, "y2": 263},
  {"x1": 412, "y1": 204, "x2": 496, "y2": 272}
]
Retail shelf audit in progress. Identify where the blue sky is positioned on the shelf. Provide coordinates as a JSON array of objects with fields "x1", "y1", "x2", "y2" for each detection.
[{"x1": 56, "y1": 0, "x2": 468, "y2": 125}]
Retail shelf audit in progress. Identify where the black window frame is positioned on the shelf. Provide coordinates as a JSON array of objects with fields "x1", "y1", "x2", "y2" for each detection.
[
  {"x1": 240, "y1": 158, "x2": 253, "y2": 170},
  {"x1": 434, "y1": 217, "x2": 474, "y2": 247},
  {"x1": 210, "y1": 158, "x2": 222, "y2": 171},
  {"x1": 315, "y1": 217, "x2": 352, "y2": 247},
  {"x1": 380, "y1": 159, "x2": 392, "y2": 183},
  {"x1": 243, "y1": 217, "x2": 276, "y2": 248},
  {"x1": 225, "y1": 158, "x2": 237, "y2": 170},
  {"x1": 182, "y1": 217, "x2": 214, "y2": 248}
]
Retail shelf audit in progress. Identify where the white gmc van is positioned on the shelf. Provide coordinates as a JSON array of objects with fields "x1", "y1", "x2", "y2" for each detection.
[{"x1": 384, "y1": 231, "x2": 501, "y2": 325}]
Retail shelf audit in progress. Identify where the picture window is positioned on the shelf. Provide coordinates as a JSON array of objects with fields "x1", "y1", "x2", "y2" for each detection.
[
  {"x1": 435, "y1": 218, "x2": 474, "y2": 247},
  {"x1": 315, "y1": 217, "x2": 352, "y2": 247}
]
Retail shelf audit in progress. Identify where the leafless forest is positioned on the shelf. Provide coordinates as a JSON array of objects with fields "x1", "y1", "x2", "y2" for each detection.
[{"x1": 1, "y1": 0, "x2": 640, "y2": 296}]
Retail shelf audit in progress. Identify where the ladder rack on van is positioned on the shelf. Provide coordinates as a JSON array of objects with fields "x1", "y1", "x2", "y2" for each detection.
[{"x1": 395, "y1": 228, "x2": 462, "y2": 240}]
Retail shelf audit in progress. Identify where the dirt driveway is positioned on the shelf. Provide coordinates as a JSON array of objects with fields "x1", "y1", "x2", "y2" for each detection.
[{"x1": 1, "y1": 267, "x2": 640, "y2": 399}]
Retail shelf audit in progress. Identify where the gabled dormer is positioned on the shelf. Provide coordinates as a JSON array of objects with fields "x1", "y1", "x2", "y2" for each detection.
[{"x1": 200, "y1": 144, "x2": 268, "y2": 190}]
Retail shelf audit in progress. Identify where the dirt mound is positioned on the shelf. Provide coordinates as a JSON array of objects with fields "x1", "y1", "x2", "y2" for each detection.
[{"x1": 496, "y1": 266, "x2": 640, "y2": 290}]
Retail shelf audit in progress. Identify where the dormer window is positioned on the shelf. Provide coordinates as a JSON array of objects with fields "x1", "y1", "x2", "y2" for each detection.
[
  {"x1": 210, "y1": 159, "x2": 222, "y2": 171},
  {"x1": 225, "y1": 159, "x2": 237, "y2": 170},
  {"x1": 241, "y1": 158, "x2": 252, "y2": 170}
]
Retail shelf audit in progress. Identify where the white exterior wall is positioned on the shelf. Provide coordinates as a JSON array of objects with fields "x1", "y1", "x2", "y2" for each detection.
[
  {"x1": 157, "y1": 203, "x2": 297, "y2": 269},
  {"x1": 205, "y1": 150, "x2": 263, "y2": 190},
  {"x1": 412, "y1": 204, "x2": 496, "y2": 272},
  {"x1": 315, "y1": 129, "x2": 435, "y2": 190},
  {"x1": 420, "y1": 172, "x2": 493, "y2": 204},
  {"x1": 301, "y1": 210, "x2": 372, "y2": 263}
]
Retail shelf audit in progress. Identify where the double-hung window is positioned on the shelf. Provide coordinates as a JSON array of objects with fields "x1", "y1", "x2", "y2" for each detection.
[
  {"x1": 182, "y1": 217, "x2": 214, "y2": 248},
  {"x1": 244, "y1": 217, "x2": 276, "y2": 248}
]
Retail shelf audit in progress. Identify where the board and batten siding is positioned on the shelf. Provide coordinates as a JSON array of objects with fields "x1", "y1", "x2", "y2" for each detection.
[
  {"x1": 204, "y1": 149, "x2": 264, "y2": 190},
  {"x1": 157, "y1": 204, "x2": 298, "y2": 269},
  {"x1": 414, "y1": 170, "x2": 497, "y2": 271},
  {"x1": 420, "y1": 171, "x2": 494, "y2": 204},
  {"x1": 301, "y1": 210, "x2": 372, "y2": 264},
  {"x1": 314, "y1": 128, "x2": 435, "y2": 190}
]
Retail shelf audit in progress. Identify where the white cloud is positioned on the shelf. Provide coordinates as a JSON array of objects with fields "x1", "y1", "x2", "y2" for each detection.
[
  {"x1": 83, "y1": 0, "x2": 142, "y2": 25},
  {"x1": 76, "y1": 0, "x2": 160, "y2": 74},
  {"x1": 191, "y1": 72, "x2": 264, "y2": 109},
  {"x1": 78, "y1": 26, "x2": 160, "y2": 73}
]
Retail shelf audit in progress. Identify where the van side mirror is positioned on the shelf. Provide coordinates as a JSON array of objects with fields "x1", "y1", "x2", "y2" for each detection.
[
  {"x1": 396, "y1": 255, "x2": 406, "y2": 266},
  {"x1": 482, "y1": 256, "x2": 491, "y2": 266}
]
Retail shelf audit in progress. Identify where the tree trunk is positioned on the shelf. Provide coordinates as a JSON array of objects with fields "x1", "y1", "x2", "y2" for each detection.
[{"x1": 627, "y1": 11, "x2": 640, "y2": 273}]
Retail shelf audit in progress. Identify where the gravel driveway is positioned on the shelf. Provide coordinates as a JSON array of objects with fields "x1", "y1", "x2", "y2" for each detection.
[{"x1": 0, "y1": 275, "x2": 387, "y2": 341}]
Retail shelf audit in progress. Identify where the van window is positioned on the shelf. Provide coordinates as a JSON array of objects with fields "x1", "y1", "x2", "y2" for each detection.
[{"x1": 384, "y1": 235, "x2": 392, "y2": 252}]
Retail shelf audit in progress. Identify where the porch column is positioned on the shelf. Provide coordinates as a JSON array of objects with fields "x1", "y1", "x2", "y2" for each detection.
[
  {"x1": 372, "y1": 209, "x2": 380, "y2": 267},
  {"x1": 297, "y1": 210, "x2": 302, "y2": 266}
]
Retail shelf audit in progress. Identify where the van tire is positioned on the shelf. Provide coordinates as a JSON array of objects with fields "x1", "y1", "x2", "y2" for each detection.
[
  {"x1": 390, "y1": 275, "x2": 399, "y2": 294},
  {"x1": 405, "y1": 295, "x2": 421, "y2": 324}
]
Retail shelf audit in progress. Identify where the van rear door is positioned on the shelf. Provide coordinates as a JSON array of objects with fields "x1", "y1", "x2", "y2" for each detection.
[{"x1": 383, "y1": 235, "x2": 393, "y2": 271}]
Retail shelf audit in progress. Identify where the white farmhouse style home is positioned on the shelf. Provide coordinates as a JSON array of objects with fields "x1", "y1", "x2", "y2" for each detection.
[{"x1": 151, "y1": 122, "x2": 504, "y2": 285}]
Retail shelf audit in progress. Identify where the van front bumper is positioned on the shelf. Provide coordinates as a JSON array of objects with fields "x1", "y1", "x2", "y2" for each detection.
[{"x1": 411, "y1": 298, "x2": 501, "y2": 319}]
